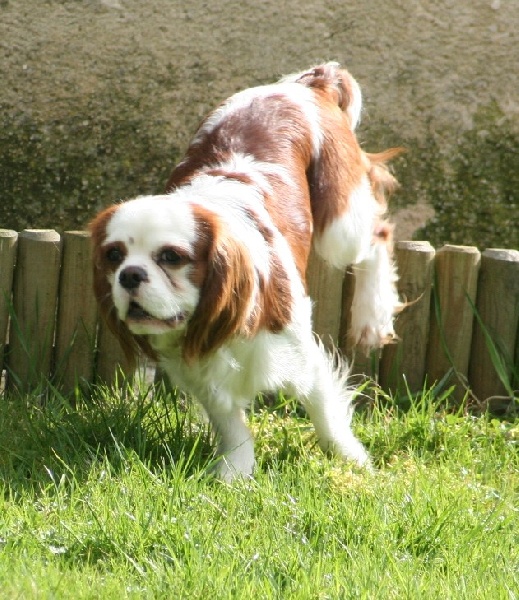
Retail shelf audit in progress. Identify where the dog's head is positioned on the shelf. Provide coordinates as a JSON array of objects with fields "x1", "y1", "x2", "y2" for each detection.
[{"x1": 90, "y1": 179, "x2": 290, "y2": 366}]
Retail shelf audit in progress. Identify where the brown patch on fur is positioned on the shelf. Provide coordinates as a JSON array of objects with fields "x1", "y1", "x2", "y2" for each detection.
[
  {"x1": 374, "y1": 220, "x2": 394, "y2": 243},
  {"x1": 89, "y1": 206, "x2": 157, "y2": 368},
  {"x1": 185, "y1": 202, "x2": 294, "y2": 361},
  {"x1": 187, "y1": 203, "x2": 217, "y2": 290},
  {"x1": 294, "y1": 64, "x2": 358, "y2": 119},
  {"x1": 240, "y1": 206, "x2": 293, "y2": 331},
  {"x1": 203, "y1": 167, "x2": 255, "y2": 187},
  {"x1": 289, "y1": 64, "x2": 369, "y2": 235},
  {"x1": 165, "y1": 95, "x2": 316, "y2": 280},
  {"x1": 308, "y1": 93, "x2": 366, "y2": 234},
  {"x1": 183, "y1": 205, "x2": 256, "y2": 362},
  {"x1": 260, "y1": 174, "x2": 312, "y2": 282},
  {"x1": 296, "y1": 65, "x2": 403, "y2": 237},
  {"x1": 260, "y1": 253, "x2": 292, "y2": 331}
]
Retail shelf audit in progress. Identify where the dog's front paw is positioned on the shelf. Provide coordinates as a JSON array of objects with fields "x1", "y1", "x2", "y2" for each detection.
[{"x1": 207, "y1": 453, "x2": 255, "y2": 483}]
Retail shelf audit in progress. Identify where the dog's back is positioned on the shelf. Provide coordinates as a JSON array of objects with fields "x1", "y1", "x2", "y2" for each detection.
[{"x1": 166, "y1": 64, "x2": 397, "y2": 285}]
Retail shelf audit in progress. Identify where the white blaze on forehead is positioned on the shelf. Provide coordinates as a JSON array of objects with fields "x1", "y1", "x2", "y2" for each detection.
[
  {"x1": 194, "y1": 82, "x2": 323, "y2": 158},
  {"x1": 104, "y1": 195, "x2": 197, "y2": 252}
]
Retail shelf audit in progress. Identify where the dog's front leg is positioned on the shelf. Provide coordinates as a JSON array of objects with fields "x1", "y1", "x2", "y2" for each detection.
[{"x1": 204, "y1": 401, "x2": 255, "y2": 482}]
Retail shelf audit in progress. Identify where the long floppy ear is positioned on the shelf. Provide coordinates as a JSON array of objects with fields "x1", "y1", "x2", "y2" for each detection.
[
  {"x1": 183, "y1": 226, "x2": 256, "y2": 363},
  {"x1": 89, "y1": 209, "x2": 157, "y2": 370}
]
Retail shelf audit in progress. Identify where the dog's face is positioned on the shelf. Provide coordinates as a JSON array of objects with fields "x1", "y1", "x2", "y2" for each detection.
[{"x1": 92, "y1": 195, "x2": 201, "y2": 337}]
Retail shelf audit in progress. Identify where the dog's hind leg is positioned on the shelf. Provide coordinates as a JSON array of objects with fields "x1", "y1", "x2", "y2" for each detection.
[
  {"x1": 299, "y1": 341, "x2": 371, "y2": 468},
  {"x1": 348, "y1": 222, "x2": 400, "y2": 352}
]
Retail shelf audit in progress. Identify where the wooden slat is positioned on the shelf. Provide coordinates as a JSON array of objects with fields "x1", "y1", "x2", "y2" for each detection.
[
  {"x1": 306, "y1": 248, "x2": 345, "y2": 349},
  {"x1": 380, "y1": 241, "x2": 436, "y2": 394},
  {"x1": 54, "y1": 231, "x2": 98, "y2": 392},
  {"x1": 96, "y1": 318, "x2": 132, "y2": 387},
  {"x1": 0, "y1": 229, "x2": 18, "y2": 375},
  {"x1": 0, "y1": 230, "x2": 18, "y2": 377},
  {"x1": 515, "y1": 318, "x2": 519, "y2": 394},
  {"x1": 468, "y1": 248, "x2": 519, "y2": 403},
  {"x1": 425, "y1": 244, "x2": 480, "y2": 398},
  {"x1": 8, "y1": 230, "x2": 61, "y2": 391}
]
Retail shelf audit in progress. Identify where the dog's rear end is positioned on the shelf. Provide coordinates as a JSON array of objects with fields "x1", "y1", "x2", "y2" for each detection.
[{"x1": 288, "y1": 64, "x2": 402, "y2": 350}]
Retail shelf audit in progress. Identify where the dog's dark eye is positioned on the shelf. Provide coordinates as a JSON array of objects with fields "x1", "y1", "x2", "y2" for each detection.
[
  {"x1": 106, "y1": 247, "x2": 123, "y2": 264},
  {"x1": 158, "y1": 248, "x2": 184, "y2": 265}
]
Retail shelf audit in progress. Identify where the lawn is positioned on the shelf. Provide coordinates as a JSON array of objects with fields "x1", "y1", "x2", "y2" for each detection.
[{"x1": 0, "y1": 379, "x2": 517, "y2": 599}]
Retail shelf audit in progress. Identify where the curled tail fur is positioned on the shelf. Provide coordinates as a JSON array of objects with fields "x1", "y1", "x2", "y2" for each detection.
[{"x1": 282, "y1": 62, "x2": 363, "y2": 130}]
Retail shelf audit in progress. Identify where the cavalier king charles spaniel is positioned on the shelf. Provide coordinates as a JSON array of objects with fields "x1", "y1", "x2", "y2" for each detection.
[{"x1": 90, "y1": 63, "x2": 401, "y2": 480}]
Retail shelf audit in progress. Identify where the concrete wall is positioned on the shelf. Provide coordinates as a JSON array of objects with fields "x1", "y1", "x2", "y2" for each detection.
[{"x1": 1, "y1": 0, "x2": 517, "y2": 247}]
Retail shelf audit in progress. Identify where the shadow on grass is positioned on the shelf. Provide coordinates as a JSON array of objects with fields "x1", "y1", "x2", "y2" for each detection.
[{"x1": 0, "y1": 379, "x2": 215, "y2": 495}]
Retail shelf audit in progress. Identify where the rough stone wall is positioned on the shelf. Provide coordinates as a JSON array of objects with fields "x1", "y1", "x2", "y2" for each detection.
[{"x1": 1, "y1": 0, "x2": 517, "y2": 247}]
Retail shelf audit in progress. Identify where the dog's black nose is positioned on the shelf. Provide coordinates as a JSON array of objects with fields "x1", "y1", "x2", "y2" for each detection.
[{"x1": 119, "y1": 266, "x2": 149, "y2": 290}]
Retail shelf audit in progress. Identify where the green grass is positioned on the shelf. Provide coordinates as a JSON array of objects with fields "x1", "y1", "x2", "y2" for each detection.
[{"x1": 0, "y1": 381, "x2": 517, "y2": 599}]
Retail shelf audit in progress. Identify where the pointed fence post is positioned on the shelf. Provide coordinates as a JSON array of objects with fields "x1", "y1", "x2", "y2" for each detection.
[
  {"x1": 0, "y1": 230, "x2": 18, "y2": 382},
  {"x1": 425, "y1": 245, "x2": 480, "y2": 399},
  {"x1": 468, "y1": 249, "x2": 519, "y2": 405},
  {"x1": 8, "y1": 230, "x2": 61, "y2": 392},
  {"x1": 380, "y1": 241, "x2": 436, "y2": 394}
]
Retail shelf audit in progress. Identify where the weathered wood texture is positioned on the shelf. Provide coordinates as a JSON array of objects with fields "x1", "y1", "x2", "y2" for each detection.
[
  {"x1": 54, "y1": 231, "x2": 98, "y2": 391},
  {"x1": 0, "y1": 230, "x2": 18, "y2": 377},
  {"x1": 306, "y1": 249, "x2": 345, "y2": 349},
  {"x1": 468, "y1": 249, "x2": 519, "y2": 401},
  {"x1": 425, "y1": 245, "x2": 481, "y2": 398},
  {"x1": 380, "y1": 241, "x2": 436, "y2": 394},
  {"x1": 8, "y1": 230, "x2": 61, "y2": 391}
]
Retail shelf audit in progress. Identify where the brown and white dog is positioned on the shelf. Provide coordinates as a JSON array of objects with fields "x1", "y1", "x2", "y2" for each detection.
[{"x1": 90, "y1": 63, "x2": 401, "y2": 480}]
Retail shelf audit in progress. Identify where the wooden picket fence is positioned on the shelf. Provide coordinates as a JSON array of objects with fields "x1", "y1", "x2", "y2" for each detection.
[{"x1": 1, "y1": 228, "x2": 518, "y2": 403}]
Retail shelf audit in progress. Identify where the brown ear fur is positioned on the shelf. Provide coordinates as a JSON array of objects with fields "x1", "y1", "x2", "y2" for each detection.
[
  {"x1": 182, "y1": 225, "x2": 256, "y2": 363},
  {"x1": 89, "y1": 207, "x2": 157, "y2": 369}
]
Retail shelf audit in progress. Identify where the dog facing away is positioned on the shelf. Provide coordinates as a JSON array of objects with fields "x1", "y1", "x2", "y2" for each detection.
[{"x1": 90, "y1": 63, "x2": 401, "y2": 481}]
